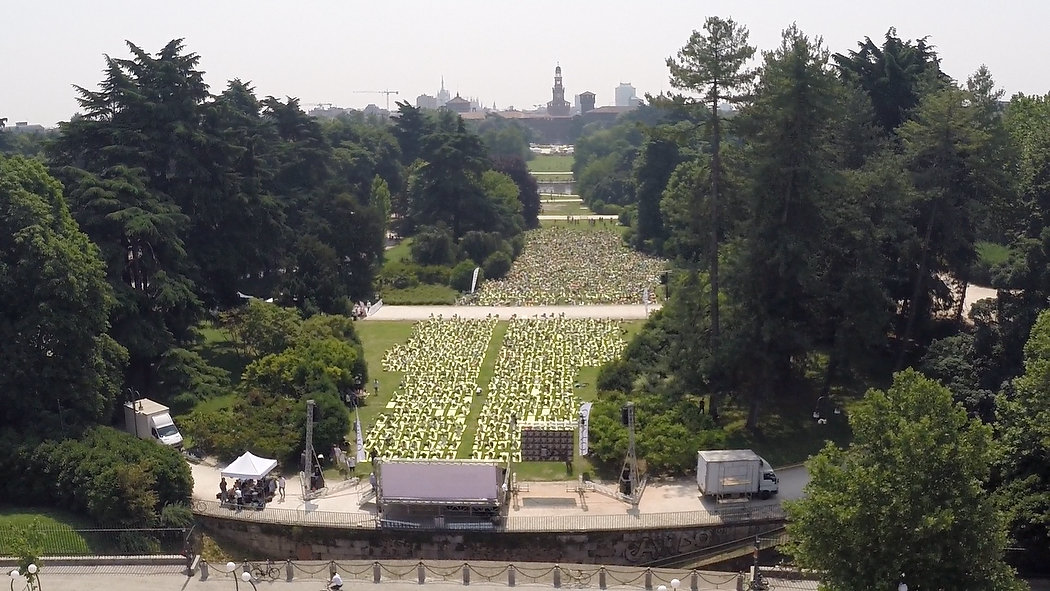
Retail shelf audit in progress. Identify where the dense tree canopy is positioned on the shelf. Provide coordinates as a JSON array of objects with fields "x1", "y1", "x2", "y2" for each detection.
[
  {"x1": 0, "y1": 155, "x2": 125, "y2": 434},
  {"x1": 786, "y1": 370, "x2": 1022, "y2": 591}
]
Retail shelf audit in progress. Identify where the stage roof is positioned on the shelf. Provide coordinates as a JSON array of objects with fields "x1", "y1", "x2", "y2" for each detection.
[{"x1": 378, "y1": 461, "x2": 502, "y2": 507}]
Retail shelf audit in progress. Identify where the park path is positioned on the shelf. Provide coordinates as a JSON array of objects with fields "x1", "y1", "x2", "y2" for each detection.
[{"x1": 366, "y1": 304, "x2": 659, "y2": 321}]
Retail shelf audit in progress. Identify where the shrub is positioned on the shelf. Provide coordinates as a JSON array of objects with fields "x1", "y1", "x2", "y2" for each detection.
[
  {"x1": 222, "y1": 300, "x2": 303, "y2": 357},
  {"x1": 6, "y1": 427, "x2": 192, "y2": 526},
  {"x1": 510, "y1": 234, "x2": 525, "y2": 258},
  {"x1": 379, "y1": 261, "x2": 421, "y2": 289},
  {"x1": 241, "y1": 337, "x2": 366, "y2": 400},
  {"x1": 460, "y1": 231, "x2": 508, "y2": 265},
  {"x1": 410, "y1": 225, "x2": 456, "y2": 265},
  {"x1": 416, "y1": 265, "x2": 452, "y2": 285},
  {"x1": 180, "y1": 394, "x2": 299, "y2": 463},
  {"x1": 450, "y1": 261, "x2": 482, "y2": 292},
  {"x1": 483, "y1": 251, "x2": 512, "y2": 280},
  {"x1": 381, "y1": 285, "x2": 459, "y2": 305}
]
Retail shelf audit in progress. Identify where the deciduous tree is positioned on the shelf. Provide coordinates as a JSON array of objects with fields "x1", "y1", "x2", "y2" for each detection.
[{"x1": 786, "y1": 369, "x2": 1022, "y2": 591}]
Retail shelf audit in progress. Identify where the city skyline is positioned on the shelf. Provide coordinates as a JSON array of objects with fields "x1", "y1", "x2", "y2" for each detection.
[{"x1": 3, "y1": 0, "x2": 1049, "y2": 126}]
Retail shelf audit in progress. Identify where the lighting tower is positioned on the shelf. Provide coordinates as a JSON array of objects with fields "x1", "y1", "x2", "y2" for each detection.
[{"x1": 619, "y1": 402, "x2": 640, "y2": 506}]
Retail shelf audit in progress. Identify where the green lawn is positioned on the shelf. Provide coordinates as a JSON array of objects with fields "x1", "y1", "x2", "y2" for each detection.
[
  {"x1": 721, "y1": 393, "x2": 855, "y2": 468},
  {"x1": 533, "y1": 173, "x2": 575, "y2": 182},
  {"x1": 383, "y1": 237, "x2": 414, "y2": 264},
  {"x1": 540, "y1": 201, "x2": 593, "y2": 217},
  {"x1": 380, "y1": 284, "x2": 459, "y2": 305},
  {"x1": 352, "y1": 321, "x2": 418, "y2": 450},
  {"x1": 528, "y1": 154, "x2": 574, "y2": 172},
  {"x1": 196, "y1": 325, "x2": 250, "y2": 385},
  {"x1": 0, "y1": 507, "x2": 94, "y2": 556},
  {"x1": 976, "y1": 241, "x2": 1011, "y2": 267}
]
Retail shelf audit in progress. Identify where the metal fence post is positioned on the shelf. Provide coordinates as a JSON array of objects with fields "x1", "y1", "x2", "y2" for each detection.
[
  {"x1": 599, "y1": 567, "x2": 607, "y2": 590},
  {"x1": 373, "y1": 561, "x2": 381, "y2": 584},
  {"x1": 285, "y1": 559, "x2": 294, "y2": 582},
  {"x1": 553, "y1": 565, "x2": 561, "y2": 588},
  {"x1": 644, "y1": 568, "x2": 653, "y2": 590},
  {"x1": 200, "y1": 559, "x2": 209, "y2": 581},
  {"x1": 735, "y1": 573, "x2": 743, "y2": 591},
  {"x1": 508, "y1": 565, "x2": 516, "y2": 587},
  {"x1": 418, "y1": 561, "x2": 426, "y2": 584},
  {"x1": 691, "y1": 571, "x2": 699, "y2": 591},
  {"x1": 463, "y1": 563, "x2": 470, "y2": 585}
]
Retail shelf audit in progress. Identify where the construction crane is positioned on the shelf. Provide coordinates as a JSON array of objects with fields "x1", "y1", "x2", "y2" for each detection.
[{"x1": 353, "y1": 89, "x2": 399, "y2": 111}]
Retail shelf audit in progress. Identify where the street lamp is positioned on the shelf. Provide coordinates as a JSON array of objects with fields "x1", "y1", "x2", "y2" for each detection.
[
  {"x1": 240, "y1": 571, "x2": 257, "y2": 591},
  {"x1": 813, "y1": 395, "x2": 839, "y2": 424},
  {"x1": 10, "y1": 564, "x2": 41, "y2": 591},
  {"x1": 670, "y1": 579, "x2": 680, "y2": 591}
]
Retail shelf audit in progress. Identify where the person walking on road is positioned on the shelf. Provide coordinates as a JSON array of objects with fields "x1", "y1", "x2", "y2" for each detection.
[{"x1": 278, "y1": 475, "x2": 286, "y2": 501}]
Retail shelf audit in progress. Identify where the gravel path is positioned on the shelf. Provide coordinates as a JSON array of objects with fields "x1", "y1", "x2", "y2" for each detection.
[{"x1": 366, "y1": 304, "x2": 659, "y2": 321}]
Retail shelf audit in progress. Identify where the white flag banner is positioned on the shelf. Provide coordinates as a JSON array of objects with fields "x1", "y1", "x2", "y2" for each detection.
[
  {"x1": 578, "y1": 402, "x2": 593, "y2": 456},
  {"x1": 470, "y1": 267, "x2": 481, "y2": 294},
  {"x1": 355, "y1": 411, "x2": 367, "y2": 463}
]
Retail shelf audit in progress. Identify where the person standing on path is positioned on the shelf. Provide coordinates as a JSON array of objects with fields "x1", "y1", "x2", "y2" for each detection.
[{"x1": 278, "y1": 475, "x2": 286, "y2": 501}]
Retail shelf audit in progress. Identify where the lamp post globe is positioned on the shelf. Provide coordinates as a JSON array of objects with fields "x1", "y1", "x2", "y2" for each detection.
[
  {"x1": 670, "y1": 578, "x2": 680, "y2": 591},
  {"x1": 25, "y1": 566, "x2": 35, "y2": 576},
  {"x1": 226, "y1": 561, "x2": 236, "y2": 573},
  {"x1": 898, "y1": 584, "x2": 907, "y2": 591},
  {"x1": 658, "y1": 585, "x2": 667, "y2": 591},
  {"x1": 241, "y1": 572, "x2": 251, "y2": 582},
  {"x1": 9, "y1": 570, "x2": 18, "y2": 579}
]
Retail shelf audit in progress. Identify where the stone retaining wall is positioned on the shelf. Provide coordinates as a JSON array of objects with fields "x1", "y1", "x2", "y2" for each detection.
[{"x1": 199, "y1": 516, "x2": 785, "y2": 565}]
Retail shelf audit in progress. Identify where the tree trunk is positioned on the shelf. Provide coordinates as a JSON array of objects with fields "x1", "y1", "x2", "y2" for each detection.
[
  {"x1": 746, "y1": 396, "x2": 761, "y2": 431},
  {"x1": 820, "y1": 353, "x2": 839, "y2": 399},
  {"x1": 897, "y1": 203, "x2": 939, "y2": 369},
  {"x1": 709, "y1": 101, "x2": 721, "y2": 348},
  {"x1": 953, "y1": 277, "x2": 969, "y2": 321}
]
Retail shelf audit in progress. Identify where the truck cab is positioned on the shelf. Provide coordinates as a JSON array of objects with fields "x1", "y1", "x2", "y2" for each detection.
[{"x1": 759, "y1": 460, "x2": 779, "y2": 498}]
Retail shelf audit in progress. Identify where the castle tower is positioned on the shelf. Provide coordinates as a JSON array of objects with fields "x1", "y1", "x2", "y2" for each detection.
[{"x1": 547, "y1": 64, "x2": 571, "y2": 116}]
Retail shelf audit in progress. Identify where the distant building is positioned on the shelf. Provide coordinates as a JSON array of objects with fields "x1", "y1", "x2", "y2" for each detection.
[
  {"x1": 615, "y1": 83, "x2": 637, "y2": 107},
  {"x1": 445, "y1": 94, "x2": 471, "y2": 114},
  {"x1": 416, "y1": 94, "x2": 438, "y2": 109},
  {"x1": 5, "y1": 121, "x2": 46, "y2": 134},
  {"x1": 436, "y1": 77, "x2": 451, "y2": 108},
  {"x1": 546, "y1": 65, "x2": 571, "y2": 117},
  {"x1": 579, "y1": 91, "x2": 596, "y2": 114}
]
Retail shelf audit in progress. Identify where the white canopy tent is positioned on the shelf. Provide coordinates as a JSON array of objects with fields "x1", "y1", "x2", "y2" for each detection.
[{"x1": 221, "y1": 451, "x2": 278, "y2": 480}]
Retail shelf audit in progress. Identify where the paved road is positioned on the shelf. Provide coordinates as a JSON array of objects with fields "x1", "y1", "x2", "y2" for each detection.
[
  {"x1": 28, "y1": 563, "x2": 817, "y2": 591},
  {"x1": 537, "y1": 215, "x2": 619, "y2": 220},
  {"x1": 366, "y1": 304, "x2": 658, "y2": 321}
]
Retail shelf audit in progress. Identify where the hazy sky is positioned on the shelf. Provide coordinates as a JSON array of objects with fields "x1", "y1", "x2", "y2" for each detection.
[{"x1": 4, "y1": 1, "x2": 1048, "y2": 127}]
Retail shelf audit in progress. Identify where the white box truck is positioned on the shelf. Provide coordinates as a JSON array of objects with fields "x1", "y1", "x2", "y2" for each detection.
[
  {"x1": 697, "y1": 449, "x2": 779, "y2": 499},
  {"x1": 124, "y1": 398, "x2": 183, "y2": 449}
]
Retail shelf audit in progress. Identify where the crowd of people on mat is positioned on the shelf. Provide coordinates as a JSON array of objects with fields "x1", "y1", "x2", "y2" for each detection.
[
  {"x1": 366, "y1": 317, "x2": 496, "y2": 459},
  {"x1": 361, "y1": 315, "x2": 626, "y2": 462},
  {"x1": 472, "y1": 227, "x2": 665, "y2": 306},
  {"x1": 472, "y1": 317, "x2": 625, "y2": 459}
]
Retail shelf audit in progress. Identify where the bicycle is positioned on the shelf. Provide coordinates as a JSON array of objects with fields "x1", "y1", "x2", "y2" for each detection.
[
  {"x1": 251, "y1": 559, "x2": 282, "y2": 581},
  {"x1": 567, "y1": 568, "x2": 593, "y2": 588},
  {"x1": 747, "y1": 572, "x2": 773, "y2": 590}
]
